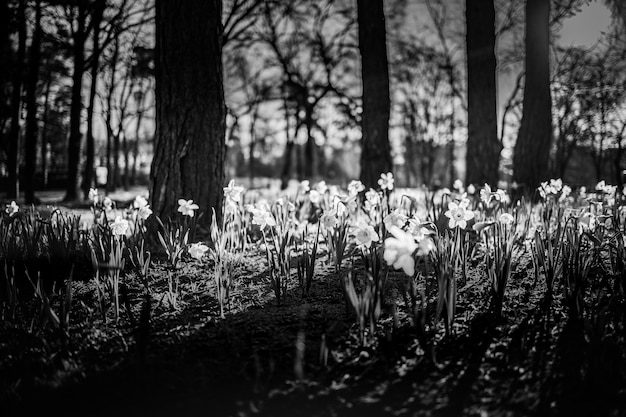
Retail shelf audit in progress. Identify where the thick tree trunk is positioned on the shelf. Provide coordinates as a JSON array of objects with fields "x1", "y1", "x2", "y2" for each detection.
[
  {"x1": 512, "y1": 0, "x2": 552, "y2": 193},
  {"x1": 150, "y1": 0, "x2": 226, "y2": 225},
  {"x1": 465, "y1": 0, "x2": 500, "y2": 187},
  {"x1": 83, "y1": 0, "x2": 104, "y2": 199},
  {"x1": 0, "y1": 0, "x2": 10, "y2": 127},
  {"x1": 65, "y1": 5, "x2": 87, "y2": 201},
  {"x1": 23, "y1": 0, "x2": 43, "y2": 204},
  {"x1": 7, "y1": 0, "x2": 26, "y2": 199},
  {"x1": 357, "y1": 0, "x2": 392, "y2": 189}
]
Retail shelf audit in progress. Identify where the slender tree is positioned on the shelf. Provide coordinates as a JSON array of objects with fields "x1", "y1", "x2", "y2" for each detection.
[
  {"x1": 7, "y1": 0, "x2": 26, "y2": 199},
  {"x1": 23, "y1": 0, "x2": 43, "y2": 204},
  {"x1": 82, "y1": 0, "x2": 105, "y2": 199},
  {"x1": 150, "y1": 0, "x2": 226, "y2": 224},
  {"x1": 64, "y1": 3, "x2": 88, "y2": 201},
  {"x1": 357, "y1": 0, "x2": 392, "y2": 188},
  {"x1": 105, "y1": 34, "x2": 120, "y2": 191},
  {"x1": 512, "y1": 0, "x2": 552, "y2": 192},
  {"x1": 465, "y1": 0, "x2": 500, "y2": 186}
]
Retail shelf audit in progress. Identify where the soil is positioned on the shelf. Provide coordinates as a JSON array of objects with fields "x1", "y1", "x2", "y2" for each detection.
[{"x1": 1, "y1": 238, "x2": 625, "y2": 417}]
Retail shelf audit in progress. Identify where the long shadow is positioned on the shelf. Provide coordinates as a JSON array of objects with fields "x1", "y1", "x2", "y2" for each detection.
[
  {"x1": 3, "y1": 274, "x2": 350, "y2": 417},
  {"x1": 433, "y1": 312, "x2": 497, "y2": 417}
]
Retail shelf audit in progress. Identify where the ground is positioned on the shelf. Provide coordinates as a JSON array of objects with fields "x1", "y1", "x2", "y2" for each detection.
[
  {"x1": 2, "y1": 243, "x2": 623, "y2": 417},
  {"x1": 1, "y1": 188, "x2": 625, "y2": 416}
]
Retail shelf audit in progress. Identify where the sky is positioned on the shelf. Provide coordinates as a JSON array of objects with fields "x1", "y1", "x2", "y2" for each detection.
[{"x1": 559, "y1": 0, "x2": 613, "y2": 47}]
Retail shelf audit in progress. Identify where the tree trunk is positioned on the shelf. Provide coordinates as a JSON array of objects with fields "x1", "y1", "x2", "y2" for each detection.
[
  {"x1": 106, "y1": 128, "x2": 112, "y2": 190},
  {"x1": 6, "y1": 0, "x2": 26, "y2": 199},
  {"x1": 448, "y1": 140, "x2": 455, "y2": 186},
  {"x1": 150, "y1": 0, "x2": 226, "y2": 225},
  {"x1": 23, "y1": 0, "x2": 43, "y2": 204},
  {"x1": 113, "y1": 132, "x2": 120, "y2": 188},
  {"x1": 0, "y1": 0, "x2": 10, "y2": 127},
  {"x1": 131, "y1": 138, "x2": 139, "y2": 185},
  {"x1": 65, "y1": 4, "x2": 87, "y2": 201},
  {"x1": 615, "y1": 136, "x2": 623, "y2": 188},
  {"x1": 41, "y1": 74, "x2": 52, "y2": 187},
  {"x1": 123, "y1": 132, "x2": 129, "y2": 190},
  {"x1": 297, "y1": 142, "x2": 304, "y2": 180},
  {"x1": 357, "y1": 0, "x2": 392, "y2": 189},
  {"x1": 304, "y1": 108, "x2": 317, "y2": 178},
  {"x1": 280, "y1": 100, "x2": 293, "y2": 189},
  {"x1": 83, "y1": 0, "x2": 105, "y2": 198},
  {"x1": 249, "y1": 105, "x2": 258, "y2": 188},
  {"x1": 447, "y1": 101, "x2": 456, "y2": 186},
  {"x1": 105, "y1": 35, "x2": 119, "y2": 192},
  {"x1": 616, "y1": 123, "x2": 626, "y2": 188},
  {"x1": 465, "y1": 0, "x2": 500, "y2": 187},
  {"x1": 131, "y1": 91, "x2": 145, "y2": 186},
  {"x1": 512, "y1": 0, "x2": 552, "y2": 193}
]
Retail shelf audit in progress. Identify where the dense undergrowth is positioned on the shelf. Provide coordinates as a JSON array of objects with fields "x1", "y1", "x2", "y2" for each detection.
[{"x1": 1, "y1": 177, "x2": 625, "y2": 416}]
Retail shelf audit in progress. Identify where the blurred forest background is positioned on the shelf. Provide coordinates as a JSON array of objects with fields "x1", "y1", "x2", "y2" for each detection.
[{"x1": 1, "y1": 0, "x2": 626, "y2": 217}]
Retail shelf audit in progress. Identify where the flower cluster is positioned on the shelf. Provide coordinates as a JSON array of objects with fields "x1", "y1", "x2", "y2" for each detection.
[
  {"x1": 383, "y1": 208, "x2": 408, "y2": 230},
  {"x1": 364, "y1": 189, "x2": 381, "y2": 214},
  {"x1": 383, "y1": 225, "x2": 433, "y2": 276},
  {"x1": 480, "y1": 184, "x2": 508, "y2": 205},
  {"x1": 133, "y1": 195, "x2": 153, "y2": 221},
  {"x1": 111, "y1": 216, "x2": 130, "y2": 237},
  {"x1": 538, "y1": 178, "x2": 571, "y2": 201},
  {"x1": 595, "y1": 180, "x2": 617, "y2": 196},
  {"x1": 223, "y1": 180, "x2": 245, "y2": 210},
  {"x1": 247, "y1": 204, "x2": 276, "y2": 229}
]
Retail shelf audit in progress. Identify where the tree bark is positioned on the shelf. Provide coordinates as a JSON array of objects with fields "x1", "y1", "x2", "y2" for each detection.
[
  {"x1": 23, "y1": 0, "x2": 43, "y2": 204},
  {"x1": 41, "y1": 74, "x2": 52, "y2": 187},
  {"x1": 465, "y1": 0, "x2": 500, "y2": 187},
  {"x1": 0, "y1": 0, "x2": 10, "y2": 126},
  {"x1": 248, "y1": 105, "x2": 258, "y2": 188},
  {"x1": 151, "y1": 0, "x2": 226, "y2": 225},
  {"x1": 357, "y1": 0, "x2": 392, "y2": 189},
  {"x1": 83, "y1": 0, "x2": 105, "y2": 199},
  {"x1": 113, "y1": 131, "x2": 120, "y2": 187},
  {"x1": 131, "y1": 90, "x2": 146, "y2": 185},
  {"x1": 512, "y1": 0, "x2": 552, "y2": 193},
  {"x1": 304, "y1": 107, "x2": 317, "y2": 178},
  {"x1": 123, "y1": 132, "x2": 129, "y2": 190},
  {"x1": 7, "y1": 0, "x2": 26, "y2": 199},
  {"x1": 280, "y1": 99, "x2": 293, "y2": 189},
  {"x1": 65, "y1": 4, "x2": 87, "y2": 201},
  {"x1": 105, "y1": 35, "x2": 119, "y2": 192}
]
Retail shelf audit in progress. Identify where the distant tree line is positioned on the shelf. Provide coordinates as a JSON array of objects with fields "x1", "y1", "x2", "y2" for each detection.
[
  {"x1": 1, "y1": 0, "x2": 626, "y2": 223},
  {"x1": 0, "y1": 0, "x2": 153, "y2": 204}
]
